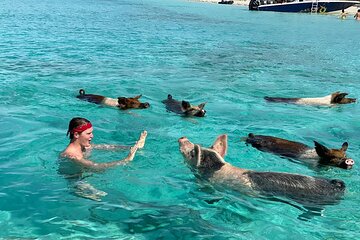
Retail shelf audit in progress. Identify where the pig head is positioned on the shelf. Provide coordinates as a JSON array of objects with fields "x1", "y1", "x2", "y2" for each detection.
[
  {"x1": 117, "y1": 95, "x2": 150, "y2": 110},
  {"x1": 330, "y1": 92, "x2": 356, "y2": 104}
]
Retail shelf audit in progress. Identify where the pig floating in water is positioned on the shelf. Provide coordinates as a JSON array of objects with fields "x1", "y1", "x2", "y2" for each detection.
[
  {"x1": 265, "y1": 91, "x2": 356, "y2": 106},
  {"x1": 178, "y1": 134, "x2": 345, "y2": 206},
  {"x1": 77, "y1": 89, "x2": 150, "y2": 110},
  {"x1": 242, "y1": 133, "x2": 354, "y2": 170},
  {"x1": 162, "y1": 94, "x2": 206, "y2": 117}
]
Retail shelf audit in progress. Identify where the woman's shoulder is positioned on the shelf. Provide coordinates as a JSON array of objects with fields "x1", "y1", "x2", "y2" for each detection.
[{"x1": 61, "y1": 148, "x2": 82, "y2": 161}]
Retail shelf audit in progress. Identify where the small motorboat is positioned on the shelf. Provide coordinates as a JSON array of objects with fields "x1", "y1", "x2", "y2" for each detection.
[{"x1": 218, "y1": 0, "x2": 235, "y2": 4}]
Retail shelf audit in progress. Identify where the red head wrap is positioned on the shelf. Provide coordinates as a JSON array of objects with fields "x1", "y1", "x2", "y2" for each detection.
[{"x1": 70, "y1": 122, "x2": 93, "y2": 134}]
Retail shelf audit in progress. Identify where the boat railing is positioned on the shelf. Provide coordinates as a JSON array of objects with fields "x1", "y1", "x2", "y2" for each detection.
[{"x1": 259, "y1": 0, "x2": 297, "y2": 5}]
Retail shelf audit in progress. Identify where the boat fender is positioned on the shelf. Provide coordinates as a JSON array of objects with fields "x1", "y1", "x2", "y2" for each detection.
[{"x1": 319, "y1": 6, "x2": 326, "y2": 13}]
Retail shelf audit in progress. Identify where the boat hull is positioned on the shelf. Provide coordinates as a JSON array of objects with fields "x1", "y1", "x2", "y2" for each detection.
[{"x1": 249, "y1": 0, "x2": 359, "y2": 13}]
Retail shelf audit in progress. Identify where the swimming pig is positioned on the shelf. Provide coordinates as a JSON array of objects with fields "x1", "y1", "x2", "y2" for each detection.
[
  {"x1": 242, "y1": 134, "x2": 354, "y2": 170},
  {"x1": 76, "y1": 89, "x2": 150, "y2": 110},
  {"x1": 162, "y1": 94, "x2": 206, "y2": 117},
  {"x1": 264, "y1": 92, "x2": 356, "y2": 106},
  {"x1": 178, "y1": 134, "x2": 345, "y2": 206}
]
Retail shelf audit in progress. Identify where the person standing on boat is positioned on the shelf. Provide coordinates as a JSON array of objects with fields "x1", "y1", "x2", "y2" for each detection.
[
  {"x1": 339, "y1": 9, "x2": 347, "y2": 19},
  {"x1": 354, "y1": 9, "x2": 360, "y2": 20}
]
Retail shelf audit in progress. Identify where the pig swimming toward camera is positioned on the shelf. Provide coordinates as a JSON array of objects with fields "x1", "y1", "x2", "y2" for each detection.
[
  {"x1": 178, "y1": 134, "x2": 346, "y2": 206},
  {"x1": 242, "y1": 133, "x2": 354, "y2": 170},
  {"x1": 264, "y1": 91, "x2": 356, "y2": 106},
  {"x1": 77, "y1": 89, "x2": 150, "y2": 110},
  {"x1": 162, "y1": 94, "x2": 206, "y2": 117}
]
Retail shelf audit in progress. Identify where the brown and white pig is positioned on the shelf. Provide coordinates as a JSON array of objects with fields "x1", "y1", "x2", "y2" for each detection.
[
  {"x1": 77, "y1": 89, "x2": 150, "y2": 110},
  {"x1": 265, "y1": 92, "x2": 356, "y2": 106},
  {"x1": 242, "y1": 133, "x2": 354, "y2": 170},
  {"x1": 162, "y1": 94, "x2": 206, "y2": 117}
]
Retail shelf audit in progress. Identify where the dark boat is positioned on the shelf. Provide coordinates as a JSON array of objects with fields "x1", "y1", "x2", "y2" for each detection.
[
  {"x1": 249, "y1": 0, "x2": 360, "y2": 13},
  {"x1": 218, "y1": 0, "x2": 234, "y2": 4}
]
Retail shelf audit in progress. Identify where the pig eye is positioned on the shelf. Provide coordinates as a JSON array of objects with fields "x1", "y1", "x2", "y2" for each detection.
[{"x1": 190, "y1": 150, "x2": 195, "y2": 158}]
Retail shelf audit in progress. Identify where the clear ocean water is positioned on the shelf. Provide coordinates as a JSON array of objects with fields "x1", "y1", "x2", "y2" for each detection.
[{"x1": 0, "y1": 0, "x2": 359, "y2": 239}]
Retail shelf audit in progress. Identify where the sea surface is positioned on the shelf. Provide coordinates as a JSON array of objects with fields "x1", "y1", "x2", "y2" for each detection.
[{"x1": 0, "y1": 0, "x2": 360, "y2": 239}]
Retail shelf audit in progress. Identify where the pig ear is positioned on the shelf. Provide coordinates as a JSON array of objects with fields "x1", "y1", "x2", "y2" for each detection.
[
  {"x1": 314, "y1": 141, "x2": 330, "y2": 157},
  {"x1": 211, "y1": 134, "x2": 228, "y2": 158},
  {"x1": 241, "y1": 133, "x2": 254, "y2": 142},
  {"x1": 133, "y1": 94, "x2": 142, "y2": 99},
  {"x1": 182, "y1": 101, "x2": 191, "y2": 110},
  {"x1": 194, "y1": 144, "x2": 202, "y2": 167},
  {"x1": 198, "y1": 102, "x2": 206, "y2": 109},
  {"x1": 199, "y1": 148, "x2": 225, "y2": 170},
  {"x1": 341, "y1": 142, "x2": 348, "y2": 152}
]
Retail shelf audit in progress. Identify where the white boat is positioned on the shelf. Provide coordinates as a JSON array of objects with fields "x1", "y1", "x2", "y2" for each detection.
[{"x1": 249, "y1": 0, "x2": 360, "y2": 13}]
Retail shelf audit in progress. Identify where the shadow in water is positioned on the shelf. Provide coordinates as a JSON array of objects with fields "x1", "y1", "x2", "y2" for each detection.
[
  {"x1": 260, "y1": 196, "x2": 325, "y2": 221},
  {"x1": 88, "y1": 201, "x2": 234, "y2": 239}
]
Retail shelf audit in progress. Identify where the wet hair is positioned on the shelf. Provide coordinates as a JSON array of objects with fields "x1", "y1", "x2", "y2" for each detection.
[{"x1": 67, "y1": 117, "x2": 91, "y2": 139}]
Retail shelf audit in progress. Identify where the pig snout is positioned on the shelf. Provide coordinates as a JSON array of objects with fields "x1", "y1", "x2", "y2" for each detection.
[
  {"x1": 141, "y1": 102, "x2": 150, "y2": 108},
  {"x1": 178, "y1": 137, "x2": 188, "y2": 143},
  {"x1": 195, "y1": 109, "x2": 206, "y2": 117},
  {"x1": 178, "y1": 137, "x2": 194, "y2": 155},
  {"x1": 345, "y1": 159, "x2": 354, "y2": 168}
]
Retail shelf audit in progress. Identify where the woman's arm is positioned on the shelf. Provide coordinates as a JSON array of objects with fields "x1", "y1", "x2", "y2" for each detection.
[
  {"x1": 71, "y1": 131, "x2": 147, "y2": 171},
  {"x1": 71, "y1": 144, "x2": 139, "y2": 171},
  {"x1": 91, "y1": 130, "x2": 147, "y2": 151},
  {"x1": 91, "y1": 144, "x2": 130, "y2": 150}
]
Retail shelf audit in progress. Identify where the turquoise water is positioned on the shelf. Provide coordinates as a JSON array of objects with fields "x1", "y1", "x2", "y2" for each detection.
[{"x1": 1, "y1": 0, "x2": 360, "y2": 238}]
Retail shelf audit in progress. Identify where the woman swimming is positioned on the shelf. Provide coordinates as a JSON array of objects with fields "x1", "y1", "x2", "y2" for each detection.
[
  {"x1": 61, "y1": 117, "x2": 147, "y2": 171},
  {"x1": 59, "y1": 117, "x2": 147, "y2": 200}
]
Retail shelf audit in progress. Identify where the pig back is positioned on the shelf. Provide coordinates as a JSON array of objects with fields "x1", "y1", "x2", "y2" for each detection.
[
  {"x1": 246, "y1": 171, "x2": 345, "y2": 205},
  {"x1": 246, "y1": 134, "x2": 311, "y2": 158},
  {"x1": 162, "y1": 98, "x2": 184, "y2": 114}
]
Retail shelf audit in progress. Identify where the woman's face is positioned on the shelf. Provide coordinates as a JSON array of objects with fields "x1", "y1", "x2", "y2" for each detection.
[{"x1": 77, "y1": 127, "x2": 93, "y2": 148}]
